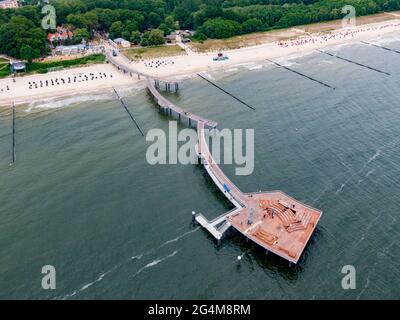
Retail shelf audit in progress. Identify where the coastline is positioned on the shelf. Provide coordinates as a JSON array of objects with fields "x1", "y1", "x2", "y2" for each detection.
[
  {"x1": 2, "y1": 17, "x2": 400, "y2": 107},
  {"x1": 132, "y1": 18, "x2": 400, "y2": 79},
  {"x1": 0, "y1": 64, "x2": 140, "y2": 107}
]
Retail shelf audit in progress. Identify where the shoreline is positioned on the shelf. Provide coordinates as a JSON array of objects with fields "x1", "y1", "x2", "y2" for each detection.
[
  {"x1": 0, "y1": 64, "x2": 140, "y2": 107},
  {"x1": 131, "y1": 19, "x2": 400, "y2": 79},
  {"x1": 2, "y1": 17, "x2": 400, "y2": 107}
]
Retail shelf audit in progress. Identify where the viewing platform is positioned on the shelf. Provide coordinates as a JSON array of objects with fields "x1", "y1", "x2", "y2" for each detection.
[{"x1": 196, "y1": 121, "x2": 322, "y2": 264}]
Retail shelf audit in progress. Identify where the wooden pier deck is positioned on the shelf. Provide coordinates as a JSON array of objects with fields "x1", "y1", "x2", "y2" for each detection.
[
  {"x1": 197, "y1": 121, "x2": 322, "y2": 264},
  {"x1": 108, "y1": 50, "x2": 322, "y2": 264},
  {"x1": 106, "y1": 49, "x2": 217, "y2": 128},
  {"x1": 146, "y1": 77, "x2": 218, "y2": 128}
]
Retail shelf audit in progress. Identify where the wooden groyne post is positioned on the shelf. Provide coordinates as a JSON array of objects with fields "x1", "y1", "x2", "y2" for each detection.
[
  {"x1": 318, "y1": 49, "x2": 390, "y2": 75},
  {"x1": 361, "y1": 41, "x2": 400, "y2": 55},
  {"x1": 197, "y1": 74, "x2": 256, "y2": 110},
  {"x1": 112, "y1": 88, "x2": 145, "y2": 136},
  {"x1": 11, "y1": 102, "x2": 16, "y2": 165},
  {"x1": 266, "y1": 58, "x2": 335, "y2": 90}
]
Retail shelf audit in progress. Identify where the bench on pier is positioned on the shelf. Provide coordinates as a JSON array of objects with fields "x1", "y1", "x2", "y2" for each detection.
[{"x1": 258, "y1": 199, "x2": 311, "y2": 232}]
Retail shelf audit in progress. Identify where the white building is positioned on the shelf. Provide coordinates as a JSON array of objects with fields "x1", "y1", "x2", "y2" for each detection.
[
  {"x1": 55, "y1": 44, "x2": 86, "y2": 56},
  {"x1": 113, "y1": 38, "x2": 131, "y2": 48}
]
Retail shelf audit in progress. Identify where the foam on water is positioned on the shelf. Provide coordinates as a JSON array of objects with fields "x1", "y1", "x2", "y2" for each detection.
[
  {"x1": 160, "y1": 227, "x2": 199, "y2": 247},
  {"x1": 248, "y1": 65, "x2": 263, "y2": 70},
  {"x1": 25, "y1": 93, "x2": 112, "y2": 112},
  {"x1": 370, "y1": 35, "x2": 400, "y2": 46},
  {"x1": 130, "y1": 249, "x2": 181, "y2": 279}
]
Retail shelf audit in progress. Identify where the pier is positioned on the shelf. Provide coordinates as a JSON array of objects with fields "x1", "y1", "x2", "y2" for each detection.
[
  {"x1": 146, "y1": 77, "x2": 217, "y2": 128},
  {"x1": 196, "y1": 120, "x2": 322, "y2": 264},
  {"x1": 107, "y1": 49, "x2": 322, "y2": 264},
  {"x1": 318, "y1": 49, "x2": 391, "y2": 75},
  {"x1": 266, "y1": 58, "x2": 335, "y2": 90}
]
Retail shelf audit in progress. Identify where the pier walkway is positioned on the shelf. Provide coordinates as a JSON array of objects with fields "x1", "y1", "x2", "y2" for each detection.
[
  {"x1": 106, "y1": 50, "x2": 217, "y2": 128},
  {"x1": 108, "y1": 50, "x2": 322, "y2": 264},
  {"x1": 146, "y1": 77, "x2": 218, "y2": 128}
]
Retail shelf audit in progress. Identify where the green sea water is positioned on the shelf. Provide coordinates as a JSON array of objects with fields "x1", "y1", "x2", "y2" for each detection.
[{"x1": 1, "y1": 39, "x2": 400, "y2": 299}]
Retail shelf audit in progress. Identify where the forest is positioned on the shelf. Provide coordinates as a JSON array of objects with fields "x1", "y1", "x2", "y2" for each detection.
[{"x1": 1, "y1": 0, "x2": 400, "y2": 59}]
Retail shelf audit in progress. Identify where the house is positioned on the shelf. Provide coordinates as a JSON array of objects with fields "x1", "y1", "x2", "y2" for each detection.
[
  {"x1": 10, "y1": 61, "x2": 26, "y2": 73},
  {"x1": 113, "y1": 38, "x2": 131, "y2": 48},
  {"x1": 48, "y1": 27, "x2": 73, "y2": 44},
  {"x1": 0, "y1": 0, "x2": 19, "y2": 9},
  {"x1": 178, "y1": 30, "x2": 195, "y2": 37},
  {"x1": 165, "y1": 32, "x2": 177, "y2": 44},
  {"x1": 55, "y1": 44, "x2": 86, "y2": 56}
]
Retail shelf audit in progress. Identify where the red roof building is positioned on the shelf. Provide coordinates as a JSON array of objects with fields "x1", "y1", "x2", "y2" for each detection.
[
  {"x1": 0, "y1": 0, "x2": 19, "y2": 9},
  {"x1": 48, "y1": 27, "x2": 73, "y2": 43}
]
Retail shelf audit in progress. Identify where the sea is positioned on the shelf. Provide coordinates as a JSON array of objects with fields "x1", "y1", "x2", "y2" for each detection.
[{"x1": 1, "y1": 36, "x2": 400, "y2": 299}]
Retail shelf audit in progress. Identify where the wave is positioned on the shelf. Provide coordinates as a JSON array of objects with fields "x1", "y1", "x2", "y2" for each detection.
[
  {"x1": 365, "y1": 169, "x2": 375, "y2": 178},
  {"x1": 130, "y1": 253, "x2": 144, "y2": 261},
  {"x1": 367, "y1": 150, "x2": 381, "y2": 163},
  {"x1": 329, "y1": 42, "x2": 356, "y2": 52},
  {"x1": 130, "y1": 249, "x2": 180, "y2": 279},
  {"x1": 273, "y1": 60, "x2": 298, "y2": 67},
  {"x1": 233, "y1": 62, "x2": 255, "y2": 67},
  {"x1": 59, "y1": 265, "x2": 118, "y2": 300},
  {"x1": 335, "y1": 183, "x2": 346, "y2": 194},
  {"x1": 57, "y1": 227, "x2": 197, "y2": 299},
  {"x1": 248, "y1": 65, "x2": 263, "y2": 70},
  {"x1": 370, "y1": 35, "x2": 400, "y2": 46},
  {"x1": 160, "y1": 227, "x2": 199, "y2": 247},
  {"x1": 198, "y1": 72, "x2": 215, "y2": 81},
  {"x1": 25, "y1": 93, "x2": 112, "y2": 112}
]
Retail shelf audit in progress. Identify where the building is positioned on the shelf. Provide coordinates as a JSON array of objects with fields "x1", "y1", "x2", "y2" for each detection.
[
  {"x1": 0, "y1": 0, "x2": 19, "y2": 9},
  {"x1": 165, "y1": 32, "x2": 177, "y2": 44},
  {"x1": 113, "y1": 38, "x2": 131, "y2": 48},
  {"x1": 55, "y1": 44, "x2": 86, "y2": 56},
  {"x1": 48, "y1": 27, "x2": 74, "y2": 44},
  {"x1": 178, "y1": 30, "x2": 195, "y2": 37},
  {"x1": 10, "y1": 61, "x2": 26, "y2": 73}
]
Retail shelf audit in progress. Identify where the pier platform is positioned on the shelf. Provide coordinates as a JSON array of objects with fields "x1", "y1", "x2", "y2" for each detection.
[
  {"x1": 196, "y1": 121, "x2": 322, "y2": 264},
  {"x1": 227, "y1": 191, "x2": 321, "y2": 264}
]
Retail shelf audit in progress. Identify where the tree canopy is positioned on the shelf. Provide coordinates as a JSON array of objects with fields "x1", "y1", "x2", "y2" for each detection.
[{"x1": 1, "y1": 0, "x2": 400, "y2": 58}]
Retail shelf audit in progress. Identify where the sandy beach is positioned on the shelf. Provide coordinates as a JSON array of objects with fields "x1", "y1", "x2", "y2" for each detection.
[
  {"x1": 131, "y1": 19, "x2": 400, "y2": 79},
  {"x1": 0, "y1": 64, "x2": 139, "y2": 107},
  {"x1": 2, "y1": 17, "x2": 400, "y2": 106}
]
